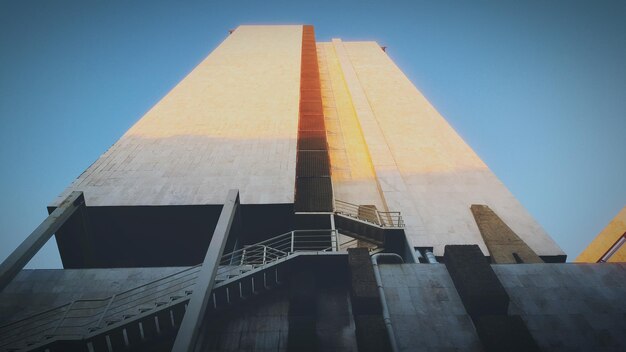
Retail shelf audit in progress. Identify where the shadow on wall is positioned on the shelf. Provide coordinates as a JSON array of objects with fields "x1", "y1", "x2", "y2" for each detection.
[{"x1": 45, "y1": 133, "x2": 561, "y2": 268}]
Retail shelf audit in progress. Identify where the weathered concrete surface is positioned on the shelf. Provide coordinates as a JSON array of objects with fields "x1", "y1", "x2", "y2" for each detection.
[
  {"x1": 202, "y1": 286, "x2": 358, "y2": 351},
  {"x1": 471, "y1": 204, "x2": 543, "y2": 264},
  {"x1": 493, "y1": 263, "x2": 626, "y2": 352},
  {"x1": 325, "y1": 39, "x2": 564, "y2": 259},
  {"x1": 0, "y1": 267, "x2": 189, "y2": 325},
  {"x1": 51, "y1": 25, "x2": 302, "y2": 207},
  {"x1": 317, "y1": 42, "x2": 385, "y2": 210},
  {"x1": 379, "y1": 264, "x2": 483, "y2": 352},
  {"x1": 381, "y1": 263, "x2": 626, "y2": 352}
]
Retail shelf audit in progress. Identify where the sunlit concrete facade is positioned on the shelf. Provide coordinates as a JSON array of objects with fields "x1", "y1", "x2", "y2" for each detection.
[
  {"x1": 576, "y1": 206, "x2": 626, "y2": 263},
  {"x1": 320, "y1": 39, "x2": 563, "y2": 259},
  {"x1": 52, "y1": 26, "x2": 302, "y2": 207},
  {"x1": 50, "y1": 26, "x2": 564, "y2": 261},
  {"x1": 4, "y1": 25, "x2": 624, "y2": 352}
]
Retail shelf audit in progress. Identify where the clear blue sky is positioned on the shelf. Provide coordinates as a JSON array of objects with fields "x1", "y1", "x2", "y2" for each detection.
[{"x1": 1, "y1": 0, "x2": 624, "y2": 267}]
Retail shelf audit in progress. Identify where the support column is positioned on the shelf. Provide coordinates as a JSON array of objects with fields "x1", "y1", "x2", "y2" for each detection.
[
  {"x1": 172, "y1": 189, "x2": 240, "y2": 352},
  {"x1": 0, "y1": 191, "x2": 84, "y2": 292},
  {"x1": 470, "y1": 204, "x2": 543, "y2": 264},
  {"x1": 444, "y1": 245, "x2": 540, "y2": 352}
]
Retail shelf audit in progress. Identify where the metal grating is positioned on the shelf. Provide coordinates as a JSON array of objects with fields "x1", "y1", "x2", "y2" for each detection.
[
  {"x1": 299, "y1": 115, "x2": 326, "y2": 131},
  {"x1": 296, "y1": 151, "x2": 331, "y2": 177},
  {"x1": 294, "y1": 177, "x2": 333, "y2": 212},
  {"x1": 298, "y1": 130, "x2": 328, "y2": 151},
  {"x1": 294, "y1": 25, "x2": 333, "y2": 212}
]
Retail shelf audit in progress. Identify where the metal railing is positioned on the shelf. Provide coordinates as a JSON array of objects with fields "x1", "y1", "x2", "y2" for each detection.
[
  {"x1": 334, "y1": 200, "x2": 404, "y2": 228},
  {"x1": 0, "y1": 229, "x2": 342, "y2": 350},
  {"x1": 0, "y1": 265, "x2": 202, "y2": 350},
  {"x1": 215, "y1": 229, "x2": 339, "y2": 284}
]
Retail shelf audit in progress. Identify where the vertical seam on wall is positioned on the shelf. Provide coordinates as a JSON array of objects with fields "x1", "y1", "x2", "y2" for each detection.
[
  {"x1": 331, "y1": 40, "x2": 390, "y2": 213},
  {"x1": 318, "y1": 45, "x2": 348, "y2": 191}
]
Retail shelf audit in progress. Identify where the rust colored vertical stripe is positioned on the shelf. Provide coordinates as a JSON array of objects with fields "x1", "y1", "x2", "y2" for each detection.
[{"x1": 294, "y1": 25, "x2": 333, "y2": 212}]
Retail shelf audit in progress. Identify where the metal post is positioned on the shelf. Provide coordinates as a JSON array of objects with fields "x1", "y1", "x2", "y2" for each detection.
[
  {"x1": 0, "y1": 191, "x2": 84, "y2": 292},
  {"x1": 172, "y1": 189, "x2": 240, "y2": 352},
  {"x1": 51, "y1": 301, "x2": 75, "y2": 336},
  {"x1": 95, "y1": 295, "x2": 116, "y2": 328},
  {"x1": 290, "y1": 231, "x2": 295, "y2": 253},
  {"x1": 262, "y1": 246, "x2": 267, "y2": 265}
]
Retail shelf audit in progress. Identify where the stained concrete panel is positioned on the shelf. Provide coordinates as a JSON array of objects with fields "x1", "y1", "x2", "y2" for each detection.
[
  {"x1": 379, "y1": 264, "x2": 483, "y2": 352},
  {"x1": 493, "y1": 263, "x2": 626, "y2": 352},
  {"x1": 51, "y1": 25, "x2": 302, "y2": 207},
  {"x1": 334, "y1": 40, "x2": 564, "y2": 259}
]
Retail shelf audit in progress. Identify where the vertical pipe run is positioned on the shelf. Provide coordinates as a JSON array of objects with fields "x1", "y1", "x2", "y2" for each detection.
[{"x1": 371, "y1": 253, "x2": 404, "y2": 352}]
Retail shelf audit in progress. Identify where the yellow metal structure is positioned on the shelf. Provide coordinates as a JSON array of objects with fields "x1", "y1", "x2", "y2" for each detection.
[{"x1": 576, "y1": 206, "x2": 626, "y2": 263}]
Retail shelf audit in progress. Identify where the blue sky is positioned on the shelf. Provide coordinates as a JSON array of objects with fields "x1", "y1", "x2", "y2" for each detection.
[{"x1": 0, "y1": 0, "x2": 624, "y2": 267}]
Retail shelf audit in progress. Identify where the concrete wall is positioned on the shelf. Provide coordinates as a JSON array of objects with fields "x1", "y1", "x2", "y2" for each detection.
[
  {"x1": 380, "y1": 262, "x2": 626, "y2": 352},
  {"x1": 2, "y1": 262, "x2": 624, "y2": 351},
  {"x1": 48, "y1": 25, "x2": 564, "y2": 260},
  {"x1": 494, "y1": 263, "x2": 626, "y2": 352},
  {"x1": 51, "y1": 25, "x2": 302, "y2": 207},
  {"x1": 379, "y1": 264, "x2": 483, "y2": 352},
  {"x1": 317, "y1": 42, "x2": 385, "y2": 210},
  {"x1": 319, "y1": 38, "x2": 564, "y2": 259},
  {"x1": 202, "y1": 286, "x2": 358, "y2": 352}
]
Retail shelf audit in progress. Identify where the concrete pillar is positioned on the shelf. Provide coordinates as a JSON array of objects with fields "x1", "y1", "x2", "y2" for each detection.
[
  {"x1": 0, "y1": 191, "x2": 84, "y2": 292},
  {"x1": 172, "y1": 189, "x2": 240, "y2": 352}
]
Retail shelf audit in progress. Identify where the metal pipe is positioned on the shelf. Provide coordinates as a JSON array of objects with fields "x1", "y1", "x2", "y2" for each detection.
[
  {"x1": 414, "y1": 249, "x2": 424, "y2": 263},
  {"x1": 425, "y1": 250, "x2": 438, "y2": 264},
  {"x1": 371, "y1": 253, "x2": 403, "y2": 352}
]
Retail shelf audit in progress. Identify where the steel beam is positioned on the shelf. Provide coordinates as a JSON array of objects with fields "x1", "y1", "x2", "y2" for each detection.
[
  {"x1": 172, "y1": 189, "x2": 240, "y2": 352},
  {"x1": 0, "y1": 191, "x2": 84, "y2": 291}
]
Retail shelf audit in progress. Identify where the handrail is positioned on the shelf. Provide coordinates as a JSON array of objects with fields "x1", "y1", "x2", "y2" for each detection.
[
  {"x1": 0, "y1": 265, "x2": 203, "y2": 348},
  {"x1": 0, "y1": 229, "x2": 343, "y2": 350},
  {"x1": 215, "y1": 230, "x2": 339, "y2": 284},
  {"x1": 334, "y1": 199, "x2": 404, "y2": 228}
]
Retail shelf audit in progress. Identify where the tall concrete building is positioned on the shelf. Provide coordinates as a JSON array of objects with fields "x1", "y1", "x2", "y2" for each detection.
[{"x1": 1, "y1": 25, "x2": 624, "y2": 352}]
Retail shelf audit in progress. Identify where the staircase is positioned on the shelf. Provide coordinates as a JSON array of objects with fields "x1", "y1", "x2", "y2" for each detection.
[
  {"x1": 334, "y1": 199, "x2": 405, "y2": 246},
  {"x1": 0, "y1": 230, "x2": 343, "y2": 352}
]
